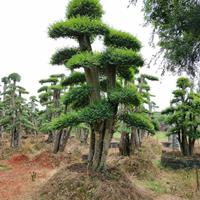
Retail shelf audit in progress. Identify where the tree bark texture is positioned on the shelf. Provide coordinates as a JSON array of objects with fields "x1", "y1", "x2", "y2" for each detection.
[{"x1": 119, "y1": 132, "x2": 130, "y2": 156}]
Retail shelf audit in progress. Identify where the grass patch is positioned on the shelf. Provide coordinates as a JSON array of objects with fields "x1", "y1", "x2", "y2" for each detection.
[
  {"x1": 0, "y1": 164, "x2": 12, "y2": 171},
  {"x1": 143, "y1": 179, "x2": 167, "y2": 194},
  {"x1": 153, "y1": 132, "x2": 168, "y2": 142}
]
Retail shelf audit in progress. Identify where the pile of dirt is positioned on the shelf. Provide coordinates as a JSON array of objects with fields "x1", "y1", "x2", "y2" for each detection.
[
  {"x1": 34, "y1": 163, "x2": 153, "y2": 200},
  {"x1": 142, "y1": 137, "x2": 162, "y2": 158},
  {"x1": 114, "y1": 154, "x2": 158, "y2": 179},
  {"x1": 30, "y1": 151, "x2": 72, "y2": 169},
  {"x1": 108, "y1": 138, "x2": 161, "y2": 179},
  {"x1": 8, "y1": 154, "x2": 29, "y2": 165}
]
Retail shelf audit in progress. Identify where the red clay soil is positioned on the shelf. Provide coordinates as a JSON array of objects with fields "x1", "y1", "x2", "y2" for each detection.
[
  {"x1": 0, "y1": 152, "x2": 66, "y2": 200},
  {"x1": 8, "y1": 154, "x2": 29, "y2": 165}
]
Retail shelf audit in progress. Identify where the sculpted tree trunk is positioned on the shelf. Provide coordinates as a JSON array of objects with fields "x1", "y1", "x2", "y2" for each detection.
[{"x1": 78, "y1": 35, "x2": 116, "y2": 171}]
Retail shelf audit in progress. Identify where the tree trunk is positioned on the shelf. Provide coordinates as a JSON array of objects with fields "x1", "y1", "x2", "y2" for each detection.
[
  {"x1": 119, "y1": 132, "x2": 130, "y2": 156},
  {"x1": 130, "y1": 127, "x2": 140, "y2": 154},
  {"x1": 46, "y1": 131, "x2": 54, "y2": 143},
  {"x1": 0, "y1": 128, "x2": 3, "y2": 139},
  {"x1": 182, "y1": 134, "x2": 190, "y2": 156},
  {"x1": 80, "y1": 129, "x2": 89, "y2": 144},
  {"x1": 98, "y1": 119, "x2": 115, "y2": 171},
  {"x1": 53, "y1": 130, "x2": 62, "y2": 154},
  {"x1": 189, "y1": 139, "x2": 195, "y2": 156},
  {"x1": 11, "y1": 128, "x2": 20, "y2": 148},
  {"x1": 91, "y1": 127, "x2": 104, "y2": 171},
  {"x1": 137, "y1": 129, "x2": 142, "y2": 147},
  {"x1": 78, "y1": 34, "x2": 118, "y2": 172},
  {"x1": 59, "y1": 128, "x2": 72, "y2": 152},
  {"x1": 88, "y1": 128, "x2": 95, "y2": 169}
]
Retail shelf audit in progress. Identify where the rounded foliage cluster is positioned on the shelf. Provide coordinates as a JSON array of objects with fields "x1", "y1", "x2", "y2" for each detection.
[
  {"x1": 51, "y1": 48, "x2": 79, "y2": 65},
  {"x1": 101, "y1": 47, "x2": 144, "y2": 67},
  {"x1": 48, "y1": 17, "x2": 108, "y2": 39},
  {"x1": 80, "y1": 100, "x2": 113, "y2": 124},
  {"x1": 120, "y1": 113, "x2": 155, "y2": 134},
  {"x1": 105, "y1": 29, "x2": 141, "y2": 51},
  {"x1": 67, "y1": 0, "x2": 104, "y2": 19},
  {"x1": 108, "y1": 87, "x2": 142, "y2": 106},
  {"x1": 62, "y1": 84, "x2": 92, "y2": 109},
  {"x1": 66, "y1": 52, "x2": 101, "y2": 69},
  {"x1": 61, "y1": 72, "x2": 86, "y2": 86}
]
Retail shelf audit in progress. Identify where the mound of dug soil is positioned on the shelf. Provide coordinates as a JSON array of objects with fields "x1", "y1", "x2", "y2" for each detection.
[
  {"x1": 34, "y1": 163, "x2": 152, "y2": 200},
  {"x1": 8, "y1": 154, "x2": 29, "y2": 165}
]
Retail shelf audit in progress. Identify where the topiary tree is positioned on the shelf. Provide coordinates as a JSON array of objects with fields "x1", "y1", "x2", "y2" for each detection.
[
  {"x1": 162, "y1": 77, "x2": 200, "y2": 156},
  {"x1": 127, "y1": 74, "x2": 159, "y2": 153},
  {"x1": 47, "y1": 0, "x2": 147, "y2": 172},
  {"x1": 0, "y1": 73, "x2": 36, "y2": 148}
]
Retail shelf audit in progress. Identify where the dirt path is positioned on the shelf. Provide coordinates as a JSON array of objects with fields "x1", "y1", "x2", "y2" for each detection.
[{"x1": 0, "y1": 153, "x2": 62, "y2": 200}]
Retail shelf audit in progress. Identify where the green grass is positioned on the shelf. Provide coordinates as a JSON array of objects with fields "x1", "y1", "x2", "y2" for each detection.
[
  {"x1": 142, "y1": 179, "x2": 168, "y2": 194},
  {"x1": 0, "y1": 164, "x2": 12, "y2": 171},
  {"x1": 153, "y1": 131, "x2": 168, "y2": 142},
  {"x1": 113, "y1": 131, "x2": 121, "y2": 140}
]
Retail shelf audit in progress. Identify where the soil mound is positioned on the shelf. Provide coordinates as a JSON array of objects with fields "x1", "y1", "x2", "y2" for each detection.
[
  {"x1": 8, "y1": 154, "x2": 29, "y2": 165},
  {"x1": 30, "y1": 151, "x2": 70, "y2": 169},
  {"x1": 34, "y1": 163, "x2": 153, "y2": 200}
]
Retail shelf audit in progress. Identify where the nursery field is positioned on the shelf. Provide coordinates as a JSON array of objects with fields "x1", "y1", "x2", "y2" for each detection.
[
  {"x1": 0, "y1": 0, "x2": 199, "y2": 199},
  {"x1": 1, "y1": 135, "x2": 200, "y2": 200}
]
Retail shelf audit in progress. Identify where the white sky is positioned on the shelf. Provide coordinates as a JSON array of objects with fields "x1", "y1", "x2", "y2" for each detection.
[{"x1": 0, "y1": 0, "x2": 178, "y2": 110}]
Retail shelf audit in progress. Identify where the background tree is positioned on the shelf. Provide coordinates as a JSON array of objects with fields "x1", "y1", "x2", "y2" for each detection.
[
  {"x1": 118, "y1": 73, "x2": 158, "y2": 156},
  {"x1": 162, "y1": 77, "x2": 200, "y2": 156},
  {"x1": 0, "y1": 73, "x2": 36, "y2": 148},
  {"x1": 130, "y1": 0, "x2": 200, "y2": 77}
]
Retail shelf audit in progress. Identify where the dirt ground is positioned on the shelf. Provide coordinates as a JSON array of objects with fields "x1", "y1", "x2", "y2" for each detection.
[
  {"x1": 1, "y1": 136, "x2": 200, "y2": 200},
  {"x1": 0, "y1": 137, "x2": 82, "y2": 200}
]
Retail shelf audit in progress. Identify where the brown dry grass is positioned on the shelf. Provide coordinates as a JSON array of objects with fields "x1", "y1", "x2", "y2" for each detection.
[{"x1": 34, "y1": 163, "x2": 153, "y2": 200}]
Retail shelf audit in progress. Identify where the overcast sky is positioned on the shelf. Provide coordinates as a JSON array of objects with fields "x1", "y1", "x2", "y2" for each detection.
[{"x1": 0, "y1": 0, "x2": 178, "y2": 110}]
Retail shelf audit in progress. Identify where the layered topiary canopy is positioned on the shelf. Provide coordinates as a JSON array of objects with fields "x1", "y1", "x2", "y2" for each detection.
[
  {"x1": 51, "y1": 48, "x2": 79, "y2": 65},
  {"x1": 104, "y1": 29, "x2": 141, "y2": 51},
  {"x1": 46, "y1": 0, "x2": 156, "y2": 171},
  {"x1": 120, "y1": 113, "x2": 155, "y2": 134},
  {"x1": 66, "y1": 52, "x2": 101, "y2": 69},
  {"x1": 108, "y1": 87, "x2": 142, "y2": 106},
  {"x1": 48, "y1": 17, "x2": 108, "y2": 39},
  {"x1": 62, "y1": 84, "x2": 92, "y2": 109},
  {"x1": 101, "y1": 47, "x2": 144, "y2": 67},
  {"x1": 61, "y1": 72, "x2": 86, "y2": 86}
]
